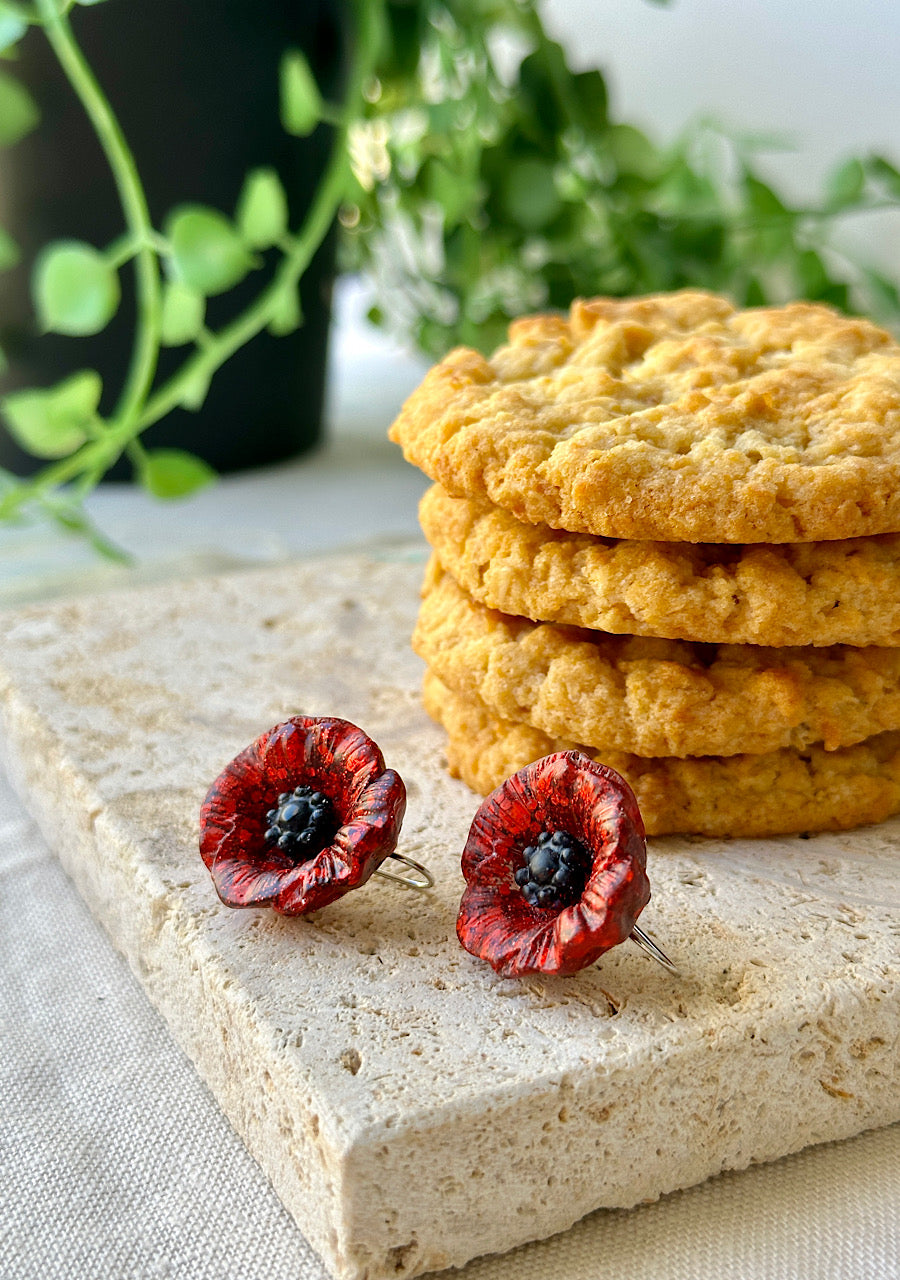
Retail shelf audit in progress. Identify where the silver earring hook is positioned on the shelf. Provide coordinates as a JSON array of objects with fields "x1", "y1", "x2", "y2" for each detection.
[
  {"x1": 375, "y1": 852, "x2": 435, "y2": 891},
  {"x1": 629, "y1": 924, "x2": 679, "y2": 974}
]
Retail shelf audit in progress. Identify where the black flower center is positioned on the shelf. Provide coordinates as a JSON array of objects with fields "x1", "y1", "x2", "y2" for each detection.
[
  {"x1": 514, "y1": 828, "x2": 591, "y2": 909},
  {"x1": 264, "y1": 785, "x2": 337, "y2": 862}
]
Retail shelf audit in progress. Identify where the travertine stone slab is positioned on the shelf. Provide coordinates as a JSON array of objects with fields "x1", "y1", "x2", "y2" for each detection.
[{"x1": 0, "y1": 549, "x2": 898, "y2": 1280}]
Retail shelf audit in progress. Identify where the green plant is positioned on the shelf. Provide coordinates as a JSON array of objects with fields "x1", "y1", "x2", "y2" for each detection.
[
  {"x1": 1, "y1": 0, "x2": 899, "y2": 554},
  {"x1": 344, "y1": 1, "x2": 900, "y2": 357}
]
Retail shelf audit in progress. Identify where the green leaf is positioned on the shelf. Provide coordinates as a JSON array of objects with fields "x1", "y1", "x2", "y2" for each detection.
[
  {"x1": 176, "y1": 366, "x2": 211, "y2": 411},
  {"x1": 607, "y1": 125, "x2": 665, "y2": 180},
  {"x1": 0, "y1": 69, "x2": 38, "y2": 146},
  {"x1": 139, "y1": 448, "x2": 216, "y2": 500},
  {"x1": 572, "y1": 69, "x2": 608, "y2": 130},
  {"x1": 795, "y1": 248, "x2": 832, "y2": 297},
  {"x1": 518, "y1": 44, "x2": 568, "y2": 141},
  {"x1": 33, "y1": 240, "x2": 120, "y2": 335},
  {"x1": 425, "y1": 159, "x2": 481, "y2": 229},
  {"x1": 501, "y1": 158, "x2": 562, "y2": 231},
  {"x1": 815, "y1": 282, "x2": 850, "y2": 310},
  {"x1": 1, "y1": 370, "x2": 102, "y2": 459},
  {"x1": 159, "y1": 279, "x2": 205, "y2": 346},
  {"x1": 166, "y1": 205, "x2": 255, "y2": 296},
  {"x1": 867, "y1": 154, "x2": 900, "y2": 199},
  {"x1": 0, "y1": 225, "x2": 19, "y2": 271},
  {"x1": 742, "y1": 276, "x2": 768, "y2": 307},
  {"x1": 650, "y1": 166, "x2": 722, "y2": 219},
  {"x1": 742, "y1": 171, "x2": 796, "y2": 260},
  {"x1": 743, "y1": 171, "x2": 790, "y2": 218},
  {"x1": 279, "y1": 48, "x2": 323, "y2": 137},
  {"x1": 267, "y1": 283, "x2": 302, "y2": 336},
  {"x1": 824, "y1": 157, "x2": 865, "y2": 211},
  {"x1": 381, "y1": 2, "x2": 419, "y2": 80},
  {"x1": 0, "y1": 3, "x2": 27, "y2": 54},
  {"x1": 236, "y1": 167, "x2": 289, "y2": 249}
]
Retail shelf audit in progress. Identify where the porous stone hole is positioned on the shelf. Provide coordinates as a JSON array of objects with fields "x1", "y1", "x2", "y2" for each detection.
[
  {"x1": 340, "y1": 1047, "x2": 362, "y2": 1075},
  {"x1": 820, "y1": 1078, "x2": 854, "y2": 1099},
  {"x1": 388, "y1": 1240, "x2": 418, "y2": 1273}
]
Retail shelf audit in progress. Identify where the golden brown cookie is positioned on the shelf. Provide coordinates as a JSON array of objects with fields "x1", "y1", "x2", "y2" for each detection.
[
  {"x1": 415, "y1": 560, "x2": 900, "y2": 757},
  {"x1": 423, "y1": 670, "x2": 900, "y2": 837},
  {"x1": 419, "y1": 483, "x2": 900, "y2": 648},
  {"x1": 390, "y1": 291, "x2": 900, "y2": 544}
]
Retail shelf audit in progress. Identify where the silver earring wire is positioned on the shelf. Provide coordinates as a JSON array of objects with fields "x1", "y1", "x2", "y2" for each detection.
[
  {"x1": 375, "y1": 852, "x2": 435, "y2": 891},
  {"x1": 629, "y1": 924, "x2": 679, "y2": 974}
]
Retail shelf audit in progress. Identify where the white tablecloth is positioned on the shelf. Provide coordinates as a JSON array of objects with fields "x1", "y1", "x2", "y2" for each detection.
[{"x1": 1, "y1": 284, "x2": 898, "y2": 1279}]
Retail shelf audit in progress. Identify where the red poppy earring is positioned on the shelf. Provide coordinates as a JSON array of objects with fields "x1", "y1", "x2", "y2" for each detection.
[
  {"x1": 456, "y1": 752, "x2": 677, "y2": 979},
  {"x1": 199, "y1": 716, "x2": 431, "y2": 916}
]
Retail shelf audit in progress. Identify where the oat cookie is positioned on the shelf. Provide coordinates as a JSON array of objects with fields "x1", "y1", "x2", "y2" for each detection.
[
  {"x1": 390, "y1": 291, "x2": 900, "y2": 543},
  {"x1": 420, "y1": 483, "x2": 900, "y2": 648},
  {"x1": 423, "y1": 671, "x2": 900, "y2": 837},
  {"x1": 416, "y1": 560, "x2": 900, "y2": 758}
]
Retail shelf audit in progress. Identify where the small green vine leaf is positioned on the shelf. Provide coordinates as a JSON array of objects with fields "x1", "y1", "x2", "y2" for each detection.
[
  {"x1": 33, "y1": 240, "x2": 121, "y2": 335},
  {"x1": 139, "y1": 448, "x2": 216, "y2": 499},
  {"x1": 0, "y1": 3, "x2": 27, "y2": 54},
  {"x1": 267, "y1": 283, "x2": 302, "y2": 336},
  {"x1": 177, "y1": 366, "x2": 212, "y2": 411},
  {"x1": 1, "y1": 369, "x2": 103, "y2": 459},
  {"x1": 0, "y1": 69, "x2": 39, "y2": 146},
  {"x1": 236, "y1": 167, "x2": 289, "y2": 249},
  {"x1": 280, "y1": 48, "x2": 323, "y2": 137},
  {"x1": 166, "y1": 205, "x2": 256, "y2": 296},
  {"x1": 159, "y1": 279, "x2": 205, "y2": 346}
]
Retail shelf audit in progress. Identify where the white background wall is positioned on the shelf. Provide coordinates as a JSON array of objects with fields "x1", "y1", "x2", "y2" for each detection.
[{"x1": 542, "y1": 0, "x2": 900, "y2": 265}]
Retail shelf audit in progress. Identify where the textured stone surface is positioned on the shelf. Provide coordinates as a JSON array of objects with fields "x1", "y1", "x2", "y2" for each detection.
[{"x1": 0, "y1": 548, "x2": 898, "y2": 1280}]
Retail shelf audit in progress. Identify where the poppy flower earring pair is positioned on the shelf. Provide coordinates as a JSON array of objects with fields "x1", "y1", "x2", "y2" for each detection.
[{"x1": 199, "y1": 716, "x2": 676, "y2": 979}]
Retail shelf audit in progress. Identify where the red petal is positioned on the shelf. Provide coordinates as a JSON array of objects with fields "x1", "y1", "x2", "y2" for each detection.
[
  {"x1": 457, "y1": 752, "x2": 650, "y2": 977},
  {"x1": 199, "y1": 717, "x2": 406, "y2": 915}
]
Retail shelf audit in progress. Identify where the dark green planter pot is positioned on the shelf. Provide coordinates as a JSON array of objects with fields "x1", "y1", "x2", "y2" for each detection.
[{"x1": 0, "y1": 0, "x2": 344, "y2": 477}]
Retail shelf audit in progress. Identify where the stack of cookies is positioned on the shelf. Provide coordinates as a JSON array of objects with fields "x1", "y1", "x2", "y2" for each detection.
[{"x1": 389, "y1": 290, "x2": 900, "y2": 837}]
